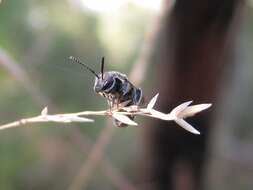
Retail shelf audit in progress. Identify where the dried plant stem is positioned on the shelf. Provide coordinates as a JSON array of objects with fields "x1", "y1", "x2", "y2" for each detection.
[
  {"x1": 0, "y1": 49, "x2": 50, "y2": 105},
  {"x1": 0, "y1": 48, "x2": 139, "y2": 189},
  {"x1": 68, "y1": 3, "x2": 174, "y2": 189},
  {"x1": 0, "y1": 94, "x2": 211, "y2": 135}
]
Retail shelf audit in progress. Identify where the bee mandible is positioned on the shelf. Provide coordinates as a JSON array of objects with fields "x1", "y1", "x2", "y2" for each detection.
[{"x1": 69, "y1": 56, "x2": 144, "y2": 127}]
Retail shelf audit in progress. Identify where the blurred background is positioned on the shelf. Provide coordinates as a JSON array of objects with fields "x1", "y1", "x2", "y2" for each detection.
[{"x1": 0, "y1": 0, "x2": 252, "y2": 190}]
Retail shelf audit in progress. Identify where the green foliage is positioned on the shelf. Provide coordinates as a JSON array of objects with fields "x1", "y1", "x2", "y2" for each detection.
[{"x1": 0, "y1": 0, "x2": 156, "y2": 189}]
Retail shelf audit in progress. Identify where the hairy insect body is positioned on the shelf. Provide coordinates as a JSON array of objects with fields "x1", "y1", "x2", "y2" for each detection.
[
  {"x1": 94, "y1": 71, "x2": 143, "y2": 127},
  {"x1": 69, "y1": 56, "x2": 143, "y2": 127},
  {"x1": 95, "y1": 72, "x2": 142, "y2": 106}
]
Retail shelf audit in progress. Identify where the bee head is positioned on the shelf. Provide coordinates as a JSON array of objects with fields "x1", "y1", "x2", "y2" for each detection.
[
  {"x1": 94, "y1": 57, "x2": 116, "y2": 93},
  {"x1": 69, "y1": 56, "x2": 115, "y2": 93}
]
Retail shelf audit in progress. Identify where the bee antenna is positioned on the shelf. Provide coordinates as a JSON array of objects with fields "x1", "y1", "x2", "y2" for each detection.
[
  {"x1": 101, "y1": 57, "x2": 105, "y2": 80},
  {"x1": 69, "y1": 56, "x2": 99, "y2": 78}
]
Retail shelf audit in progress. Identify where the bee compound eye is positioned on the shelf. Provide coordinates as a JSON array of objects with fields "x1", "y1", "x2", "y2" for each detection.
[{"x1": 102, "y1": 79, "x2": 114, "y2": 90}]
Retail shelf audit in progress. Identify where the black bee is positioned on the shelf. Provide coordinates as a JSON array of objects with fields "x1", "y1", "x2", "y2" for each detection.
[{"x1": 69, "y1": 56, "x2": 143, "y2": 127}]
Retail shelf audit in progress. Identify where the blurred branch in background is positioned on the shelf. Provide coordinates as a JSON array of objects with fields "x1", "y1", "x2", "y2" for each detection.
[
  {"x1": 68, "y1": 1, "x2": 173, "y2": 190},
  {"x1": 129, "y1": 0, "x2": 173, "y2": 85},
  {"x1": 0, "y1": 48, "x2": 137, "y2": 190},
  {"x1": 139, "y1": 0, "x2": 244, "y2": 190},
  {"x1": 0, "y1": 49, "x2": 50, "y2": 105},
  {"x1": 1, "y1": 0, "x2": 251, "y2": 189},
  {"x1": 206, "y1": 2, "x2": 253, "y2": 187}
]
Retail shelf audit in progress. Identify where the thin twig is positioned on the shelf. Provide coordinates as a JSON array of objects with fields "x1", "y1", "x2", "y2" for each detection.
[
  {"x1": 0, "y1": 49, "x2": 50, "y2": 105},
  {"x1": 67, "y1": 2, "x2": 181, "y2": 189},
  {"x1": 0, "y1": 92, "x2": 212, "y2": 190},
  {"x1": 67, "y1": 98, "x2": 211, "y2": 190},
  {"x1": 0, "y1": 94, "x2": 212, "y2": 134},
  {"x1": 0, "y1": 48, "x2": 138, "y2": 189}
]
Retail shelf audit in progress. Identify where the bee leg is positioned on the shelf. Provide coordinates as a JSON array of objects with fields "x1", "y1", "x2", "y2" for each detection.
[
  {"x1": 106, "y1": 96, "x2": 113, "y2": 111},
  {"x1": 109, "y1": 96, "x2": 119, "y2": 111},
  {"x1": 115, "y1": 98, "x2": 119, "y2": 110},
  {"x1": 111, "y1": 97, "x2": 128, "y2": 127},
  {"x1": 107, "y1": 99, "x2": 112, "y2": 111}
]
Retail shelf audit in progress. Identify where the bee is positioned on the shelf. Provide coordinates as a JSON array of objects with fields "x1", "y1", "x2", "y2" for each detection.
[{"x1": 69, "y1": 56, "x2": 144, "y2": 127}]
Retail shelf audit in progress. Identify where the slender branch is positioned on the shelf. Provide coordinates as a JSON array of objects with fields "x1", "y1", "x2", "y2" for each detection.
[
  {"x1": 0, "y1": 48, "x2": 137, "y2": 189},
  {"x1": 67, "y1": 5, "x2": 168, "y2": 189},
  {"x1": 67, "y1": 96, "x2": 211, "y2": 190},
  {"x1": 69, "y1": 3, "x2": 176, "y2": 189},
  {"x1": 0, "y1": 94, "x2": 212, "y2": 135},
  {"x1": 1, "y1": 93, "x2": 211, "y2": 189},
  {"x1": 0, "y1": 49, "x2": 50, "y2": 105}
]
